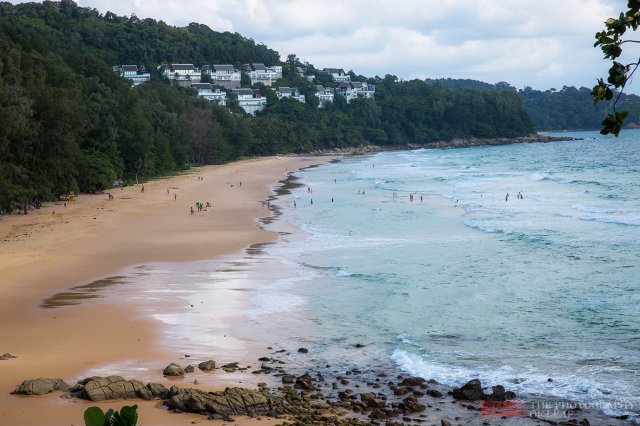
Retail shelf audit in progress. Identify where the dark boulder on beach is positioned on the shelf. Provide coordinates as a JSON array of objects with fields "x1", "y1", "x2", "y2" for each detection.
[
  {"x1": 295, "y1": 373, "x2": 315, "y2": 390},
  {"x1": 427, "y1": 389, "x2": 443, "y2": 398},
  {"x1": 486, "y1": 384, "x2": 516, "y2": 401},
  {"x1": 165, "y1": 386, "x2": 299, "y2": 420},
  {"x1": 221, "y1": 362, "x2": 240, "y2": 372},
  {"x1": 452, "y1": 379, "x2": 485, "y2": 401},
  {"x1": 281, "y1": 374, "x2": 295, "y2": 384},
  {"x1": 198, "y1": 360, "x2": 216, "y2": 371},
  {"x1": 401, "y1": 377, "x2": 426, "y2": 387},
  {"x1": 59, "y1": 376, "x2": 168, "y2": 401},
  {"x1": 0, "y1": 353, "x2": 17, "y2": 360},
  {"x1": 297, "y1": 347, "x2": 308, "y2": 353},
  {"x1": 77, "y1": 376, "x2": 144, "y2": 401},
  {"x1": 163, "y1": 363, "x2": 185, "y2": 376},
  {"x1": 398, "y1": 394, "x2": 426, "y2": 413},
  {"x1": 12, "y1": 378, "x2": 71, "y2": 395}
]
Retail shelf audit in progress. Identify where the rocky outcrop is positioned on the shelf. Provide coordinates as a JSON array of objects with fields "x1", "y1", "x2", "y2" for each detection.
[
  {"x1": 486, "y1": 384, "x2": 516, "y2": 401},
  {"x1": 12, "y1": 376, "x2": 298, "y2": 421},
  {"x1": 165, "y1": 386, "x2": 300, "y2": 420},
  {"x1": 0, "y1": 353, "x2": 17, "y2": 360},
  {"x1": 76, "y1": 376, "x2": 168, "y2": 401},
  {"x1": 451, "y1": 379, "x2": 517, "y2": 401},
  {"x1": 304, "y1": 134, "x2": 578, "y2": 156},
  {"x1": 452, "y1": 379, "x2": 485, "y2": 401},
  {"x1": 198, "y1": 360, "x2": 216, "y2": 371},
  {"x1": 12, "y1": 378, "x2": 71, "y2": 395},
  {"x1": 163, "y1": 363, "x2": 185, "y2": 376},
  {"x1": 294, "y1": 373, "x2": 315, "y2": 390}
]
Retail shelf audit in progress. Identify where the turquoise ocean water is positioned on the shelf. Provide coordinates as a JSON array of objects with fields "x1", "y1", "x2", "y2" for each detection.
[{"x1": 252, "y1": 130, "x2": 640, "y2": 420}]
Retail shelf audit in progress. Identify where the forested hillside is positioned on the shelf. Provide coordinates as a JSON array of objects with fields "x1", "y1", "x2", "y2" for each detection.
[
  {"x1": 427, "y1": 78, "x2": 640, "y2": 131},
  {"x1": 0, "y1": 1, "x2": 536, "y2": 211}
]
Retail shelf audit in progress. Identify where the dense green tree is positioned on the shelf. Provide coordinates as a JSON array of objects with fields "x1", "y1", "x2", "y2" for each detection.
[{"x1": 0, "y1": 0, "x2": 541, "y2": 212}]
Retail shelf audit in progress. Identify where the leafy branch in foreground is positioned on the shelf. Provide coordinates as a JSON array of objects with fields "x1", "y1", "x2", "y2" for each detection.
[
  {"x1": 83, "y1": 404, "x2": 138, "y2": 426},
  {"x1": 592, "y1": 1, "x2": 640, "y2": 136}
]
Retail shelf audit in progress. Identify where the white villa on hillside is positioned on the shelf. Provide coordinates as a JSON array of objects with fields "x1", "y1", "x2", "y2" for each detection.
[
  {"x1": 201, "y1": 64, "x2": 241, "y2": 89},
  {"x1": 242, "y1": 63, "x2": 282, "y2": 86},
  {"x1": 274, "y1": 87, "x2": 305, "y2": 103},
  {"x1": 157, "y1": 64, "x2": 201, "y2": 87},
  {"x1": 322, "y1": 68, "x2": 350, "y2": 83},
  {"x1": 315, "y1": 85, "x2": 335, "y2": 107},
  {"x1": 191, "y1": 83, "x2": 227, "y2": 106},
  {"x1": 114, "y1": 65, "x2": 150, "y2": 86},
  {"x1": 336, "y1": 81, "x2": 375, "y2": 103},
  {"x1": 230, "y1": 88, "x2": 267, "y2": 115}
]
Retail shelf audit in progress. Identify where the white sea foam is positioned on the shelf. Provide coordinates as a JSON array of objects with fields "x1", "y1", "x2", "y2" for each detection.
[
  {"x1": 390, "y1": 349, "x2": 638, "y2": 418},
  {"x1": 335, "y1": 268, "x2": 352, "y2": 277}
]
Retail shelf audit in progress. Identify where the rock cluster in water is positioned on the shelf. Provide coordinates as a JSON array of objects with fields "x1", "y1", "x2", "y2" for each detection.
[{"x1": 12, "y1": 348, "x2": 616, "y2": 426}]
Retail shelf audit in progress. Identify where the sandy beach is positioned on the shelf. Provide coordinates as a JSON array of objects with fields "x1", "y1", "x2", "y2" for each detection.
[{"x1": 0, "y1": 156, "x2": 332, "y2": 425}]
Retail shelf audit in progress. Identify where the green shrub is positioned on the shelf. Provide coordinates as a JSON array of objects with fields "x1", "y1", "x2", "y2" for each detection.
[{"x1": 83, "y1": 404, "x2": 138, "y2": 426}]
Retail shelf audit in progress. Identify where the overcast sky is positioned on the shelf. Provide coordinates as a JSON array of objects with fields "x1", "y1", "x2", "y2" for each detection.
[{"x1": 15, "y1": 0, "x2": 635, "y2": 91}]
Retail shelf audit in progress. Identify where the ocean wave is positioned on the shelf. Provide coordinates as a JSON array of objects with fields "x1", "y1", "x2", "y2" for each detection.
[
  {"x1": 390, "y1": 349, "x2": 639, "y2": 419},
  {"x1": 564, "y1": 204, "x2": 640, "y2": 227},
  {"x1": 462, "y1": 219, "x2": 502, "y2": 234},
  {"x1": 529, "y1": 173, "x2": 551, "y2": 181},
  {"x1": 335, "y1": 268, "x2": 352, "y2": 277}
]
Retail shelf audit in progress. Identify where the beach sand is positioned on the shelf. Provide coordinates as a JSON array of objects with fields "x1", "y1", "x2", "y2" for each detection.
[{"x1": 0, "y1": 156, "x2": 331, "y2": 426}]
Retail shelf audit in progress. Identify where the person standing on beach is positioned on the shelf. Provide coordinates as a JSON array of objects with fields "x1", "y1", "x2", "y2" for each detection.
[
  {"x1": 505, "y1": 192, "x2": 509, "y2": 202},
  {"x1": 141, "y1": 185, "x2": 144, "y2": 193},
  {"x1": 190, "y1": 206, "x2": 194, "y2": 215}
]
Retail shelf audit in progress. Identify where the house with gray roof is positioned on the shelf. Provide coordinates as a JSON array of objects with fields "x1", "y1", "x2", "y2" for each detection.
[
  {"x1": 322, "y1": 68, "x2": 350, "y2": 83},
  {"x1": 202, "y1": 64, "x2": 241, "y2": 89},
  {"x1": 274, "y1": 87, "x2": 305, "y2": 103},
  {"x1": 336, "y1": 81, "x2": 375, "y2": 103},
  {"x1": 157, "y1": 64, "x2": 201, "y2": 87},
  {"x1": 242, "y1": 63, "x2": 283, "y2": 86},
  {"x1": 114, "y1": 65, "x2": 150, "y2": 86},
  {"x1": 192, "y1": 83, "x2": 227, "y2": 106},
  {"x1": 230, "y1": 88, "x2": 267, "y2": 115},
  {"x1": 315, "y1": 85, "x2": 335, "y2": 107}
]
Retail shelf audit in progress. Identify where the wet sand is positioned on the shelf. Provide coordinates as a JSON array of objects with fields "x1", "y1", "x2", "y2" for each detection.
[{"x1": 0, "y1": 156, "x2": 332, "y2": 425}]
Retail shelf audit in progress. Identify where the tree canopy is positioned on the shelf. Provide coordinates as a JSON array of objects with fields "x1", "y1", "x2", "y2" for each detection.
[
  {"x1": 0, "y1": 0, "x2": 537, "y2": 212},
  {"x1": 591, "y1": 1, "x2": 640, "y2": 135}
]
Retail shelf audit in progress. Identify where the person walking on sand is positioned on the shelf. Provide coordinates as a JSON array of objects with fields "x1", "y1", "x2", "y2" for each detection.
[
  {"x1": 190, "y1": 206, "x2": 194, "y2": 215},
  {"x1": 141, "y1": 185, "x2": 144, "y2": 193},
  {"x1": 174, "y1": 193, "x2": 177, "y2": 201}
]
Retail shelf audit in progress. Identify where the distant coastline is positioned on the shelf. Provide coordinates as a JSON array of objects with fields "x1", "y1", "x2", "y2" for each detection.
[{"x1": 304, "y1": 134, "x2": 579, "y2": 156}]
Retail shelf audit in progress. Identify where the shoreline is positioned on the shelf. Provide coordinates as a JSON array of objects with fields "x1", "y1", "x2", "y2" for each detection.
[
  {"x1": 0, "y1": 153, "x2": 634, "y2": 425},
  {"x1": 301, "y1": 134, "x2": 579, "y2": 156},
  {"x1": 0, "y1": 155, "x2": 335, "y2": 425}
]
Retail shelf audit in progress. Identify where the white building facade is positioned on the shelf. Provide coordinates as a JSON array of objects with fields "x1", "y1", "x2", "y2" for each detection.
[
  {"x1": 322, "y1": 68, "x2": 350, "y2": 83},
  {"x1": 242, "y1": 63, "x2": 282, "y2": 86},
  {"x1": 192, "y1": 83, "x2": 227, "y2": 106},
  {"x1": 231, "y1": 88, "x2": 267, "y2": 115},
  {"x1": 201, "y1": 64, "x2": 241, "y2": 89},
  {"x1": 157, "y1": 64, "x2": 201, "y2": 87},
  {"x1": 315, "y1": 85, "x2": 335, "y2": 107},
  {"x1": 336, "y1": 81, "x2": 375, "y2": 103},
  {"x1": 274, "y1": 87, "x2": 305, "y2": 103},
  {"x1": 114, "y1": 65, "x2": 150, "y2": 86}
]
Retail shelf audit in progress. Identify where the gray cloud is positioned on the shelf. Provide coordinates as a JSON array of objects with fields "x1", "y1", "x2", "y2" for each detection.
[{"x1": 12, "y1": 0, "x2": 632, "y2": 90}]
